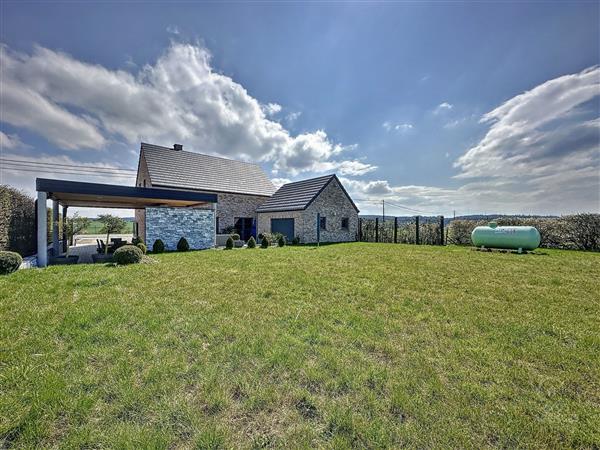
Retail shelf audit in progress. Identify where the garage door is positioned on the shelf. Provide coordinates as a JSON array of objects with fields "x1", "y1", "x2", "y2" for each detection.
[{"x1": 271, "y1": 218, "x2": 295, "y2": 242}]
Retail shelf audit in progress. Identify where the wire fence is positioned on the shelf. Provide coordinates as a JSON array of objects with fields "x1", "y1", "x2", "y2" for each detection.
[{"x1": 359, "y1": 216, "x2": 446, "y2": 246}]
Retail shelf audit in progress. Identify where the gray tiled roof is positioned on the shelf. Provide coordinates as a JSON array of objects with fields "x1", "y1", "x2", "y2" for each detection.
[
  {"x1": 140, "y1": 143, "x2": 276, "y2": 197},
  {"x1": 257, "y1": 174, "x2": 357, "y2": 213}
]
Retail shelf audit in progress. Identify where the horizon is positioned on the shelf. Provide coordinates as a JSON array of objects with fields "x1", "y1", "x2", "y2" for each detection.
[{"x1": 1, "y1": 2, "x2": 599, "y2": 217}]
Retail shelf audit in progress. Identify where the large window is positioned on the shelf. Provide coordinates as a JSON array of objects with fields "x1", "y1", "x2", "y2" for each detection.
[
  {"x1": 341, "y1": 217, "x2": 349, "y2": 230},
  {"x1": 320, "y1": 216, "x2": 327, "y2": 231}
]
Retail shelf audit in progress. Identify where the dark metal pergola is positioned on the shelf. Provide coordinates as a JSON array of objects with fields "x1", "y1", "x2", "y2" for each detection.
[{"x1": 36, "y1": 178, "x2": 217, "y2": 267}]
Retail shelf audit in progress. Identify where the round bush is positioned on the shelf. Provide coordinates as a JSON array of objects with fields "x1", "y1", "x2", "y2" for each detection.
[
  {"x1": 261, "y1": 235, "x2": 270, "y2": 249},
  {"x1": 278, "y1": 235, "x2": 286, "y2": 247},
  {"x1": 136, "y1": 242, "x2": 147, "y2": 254},
  {"x1": 177, "y1": 237, "x2": 190, "y2": 252},
  {"x1": 113, "y1": 245, "x2": 143, "y2": 265},
  {"x1": 225, "y1": 236, "x2": 234, "y2": 250},
  {"x1": 132, "y1": 236, "x2": 144, "y2": 246},
  {"x1": 292, "y1": 236, "x2": 300, "y2": 246},
  {"x1": 0, "y1": 251, "x2": 22, "y2": 275},
  {"x1": 153, "y1": 239, "x2": 165, "y2": 253},
  {"x1": 231, "y1": 233, "x2": 240, "y2": 241},
  {"x1": 258, "y1": 233, "x2": 264, "y2": 240},
  {"x1": 247, "y1": 236, "x2": 256, "y2": 248}
]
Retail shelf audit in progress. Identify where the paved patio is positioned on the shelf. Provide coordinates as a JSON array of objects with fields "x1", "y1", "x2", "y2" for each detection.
[{"x1": 67, "y1": 244, "x2": 98, "y2": 264}]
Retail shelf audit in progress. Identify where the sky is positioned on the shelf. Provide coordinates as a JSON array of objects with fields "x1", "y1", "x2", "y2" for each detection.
[{"x1": 1, "y1": 1, "x2": 599, "y2": 217}]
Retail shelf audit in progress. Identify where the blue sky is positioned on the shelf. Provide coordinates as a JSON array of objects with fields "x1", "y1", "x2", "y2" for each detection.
[{"x1": 1, "y1": 2, "x2": 599, "y2": 216}]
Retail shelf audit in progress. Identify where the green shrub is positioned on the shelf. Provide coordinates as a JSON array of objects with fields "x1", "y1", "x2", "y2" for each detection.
[
  {"x1": 247, "y1": 236, "x2": 256, "y2": 248},
  {"x1": 132, "y1": 236, "x2": 144, "y2": 246},
  {"x1": 258, "y1": 233, "x2": 264, "y2": 240},
  {"x1": 231, "y1": 233, "x2": 240, "y2": 241},
  {"x1": 292, "y1": 236, "x2": 300, "y2": 246},
  {"x1": 136, "y1": 242, "x2": 147, "y2": 254},
  {"x1": 153, "y1": 239, "x2": 165, "y2": 253},
  {"x1": 0, "y1": 251, "x2": 22, "y2": 275},
  {"x1": 225, "y1": 237, "x2": 234, "y2": 250},
  {"x1": 261, "y1": 235, "x2": 270, "y2": 249},
  {"x1": 278, "y1": 235, "x2": 286, "y2": 247},
  {"x1": 177, "y1": 237, "x2": 190, "y2": 252},
  {"x1": 113, "y1": 245, "x2": 143, "y2": 265}
]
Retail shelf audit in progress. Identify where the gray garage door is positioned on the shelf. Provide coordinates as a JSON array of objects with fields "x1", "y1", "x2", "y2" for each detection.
[{"x1": 271, "y1": 218, "x2": 295, "y2": 241}]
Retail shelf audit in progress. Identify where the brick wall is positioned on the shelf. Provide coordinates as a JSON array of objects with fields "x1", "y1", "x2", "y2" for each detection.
[
  {"x1": 257, "y1": 178, "x2": 358, "y2": 243},
  {"x1": 145, "y1": 207, "x2": 215, "y2": 250}
]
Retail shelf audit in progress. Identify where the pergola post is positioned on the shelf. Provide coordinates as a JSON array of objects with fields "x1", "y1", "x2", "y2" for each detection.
[
  {"x1": 52, "y1": 200, "x2": 60, "y2": 256},
  {"x1": 62, "y1": 206, "x2": 68, "y2": 253},
  {"x1": 37, "y1": 191, "x2": 48, "y2": 268}
]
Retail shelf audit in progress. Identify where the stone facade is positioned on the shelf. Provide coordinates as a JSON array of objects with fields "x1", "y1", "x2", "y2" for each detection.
[
  {"x1": 145, "y1": 207, "x2": 215, "y2": 251},
  {"x1": 135, "y1": 155, "x2": 268, "y2": 239},
  {"x1": 257, "y1": 177, "x2": 358, "y2": 243}
]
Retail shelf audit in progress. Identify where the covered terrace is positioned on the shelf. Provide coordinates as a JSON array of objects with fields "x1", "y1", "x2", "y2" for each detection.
[{"x1": 36, "y1": 178, "x2": 217, "y2": 267}]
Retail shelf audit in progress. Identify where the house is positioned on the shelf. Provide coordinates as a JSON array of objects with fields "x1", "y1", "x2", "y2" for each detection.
[
  {"x1": 134, "y1": 143, "x2": 359, "y2": 248},
  {"x1": 135, "y1": 143, "x2": 276, "y2": 247},
  {"x1": 256, "y1": 174, "x2": 359, "y2": 243}
]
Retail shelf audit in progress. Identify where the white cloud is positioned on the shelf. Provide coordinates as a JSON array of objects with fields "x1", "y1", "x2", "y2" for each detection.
[
  {"x1": 262, "y1": 102, "x2": 282, "y2": 116},
  {"x1": 270, "y1": 177, "x2": 291, "y2": 189},
  {"x1": 166, "y1": 25, "x2": 180, "y2": 35},
  {"x1": 0, "y1": 131, "x2": 28, "y2": 149},
  {"x1": 455, "y1": 66, "x2": 600, "y2": 179},
  {"x1": 0, "y1": 42, "x2": 369, "y2": 177},
  {"x1": 433, "y1": 102, "x2": 453, "y2": 114},
  {"x1": 382, "y1": 121, "x2": 413, "y2": 133},
  {"x1": 286, "y1": 111, "x2": 302, "y2": 123},
  {"x1": 344, "y1": 67, "x2": 600, "y2": 216}
]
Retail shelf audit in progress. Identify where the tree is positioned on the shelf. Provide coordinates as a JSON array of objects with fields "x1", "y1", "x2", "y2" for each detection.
[
  {"x1": 64, "y1": 213, "x2": 91, "y2": 246},
  {"x1": 98, "y1": 214, "x2": 126, "y2": 254}
]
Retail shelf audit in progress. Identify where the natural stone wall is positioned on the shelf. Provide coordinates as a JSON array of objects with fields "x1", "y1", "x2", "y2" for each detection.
[
  {"x1": 257, "y1": 178, "x2": 358, "y2": 244},
  {"x1": 145, "y1": 207, "x2": 215, "y2": 250},
  {"x1": 213, "y1": 192, "x2": 269, "y2": 233}
]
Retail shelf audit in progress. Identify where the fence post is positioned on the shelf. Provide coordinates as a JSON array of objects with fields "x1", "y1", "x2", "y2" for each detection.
[
  {"x1": 439, "y1": 216, "x2": 445, "y2": 245},
  {"x1": 375, "y1": 217, "x2": 379, "y2": 243},
  {"x1": 394, "y1": 217, "x2": 398, "y2": 244},
  {"x1": 415, "y1": 216, "x2": 420, "y2": 245},
  {"x1": 316, "y1": 213, "x2": 320, "y2": 246},
  {"x1": 358, "y1": 218, "x2": 362, "y2": 242}
]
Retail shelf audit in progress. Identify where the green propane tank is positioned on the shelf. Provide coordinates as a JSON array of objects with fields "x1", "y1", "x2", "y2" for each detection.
[{"x1": 471, "y1": 222, "x2": 541, "y2": 251}]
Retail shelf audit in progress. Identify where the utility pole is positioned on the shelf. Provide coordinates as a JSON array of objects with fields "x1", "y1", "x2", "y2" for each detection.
[{"x1": 382, "y1": 200, "x2": 385, "y2": 223}]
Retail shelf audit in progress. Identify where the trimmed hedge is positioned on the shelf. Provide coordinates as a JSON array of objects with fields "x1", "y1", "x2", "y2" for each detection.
[
  {"x1": 0, "y1": 251, "x2": 22, "y2": 275},
  {"x1": 113, "y1": 245, "x2": 143, "y2": 265},
  {"x1": 153, "y1": 239, "x2": 165, "y2": 253},
  {"x1": 292, "y1": 236, "x2": 300, "y2": 246},
  {"x1": 261, "y1": 236, "x2": 270, "y2": 249},
  {"x1": 278, "y1": 235, "x2": 286, "y2": 247},
  {"x1": 0, "y1": 186, "x2": 36, "y2": 256},
  {"x1": 136, "y1": 242, "x2": 147, "y2": 254},
  {"x1": 225, "y1": 237, "x2": 234, "y2": 250},
  {"x1": 231, "y1": 233, "x2": 240, "y2": 241},
  {"x1": 247, "y1": 236, "x2": 256, "y2": 248},
  {"x1": 177, "y1": 237, "x2": 190, "y2": 252}
]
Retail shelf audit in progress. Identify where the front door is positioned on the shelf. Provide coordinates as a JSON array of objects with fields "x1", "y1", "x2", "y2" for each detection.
[
  {"x1": 271, "y1": 218, "x2": 295, "y2": 242},
  {"x1": 234, "y1": 217, "x2": 254, "y2": 241}
]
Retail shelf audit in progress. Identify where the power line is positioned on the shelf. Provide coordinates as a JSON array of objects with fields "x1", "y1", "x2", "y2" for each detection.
[
  {"x1": 0, "y1": 158, "x2": 136, "y2": 173},
  {"x1": 0, "y1": 166, "x2": 136, "y2": 178},
  {"x1": 1, "y1": 161, "x2": 137, "y2": 176}
]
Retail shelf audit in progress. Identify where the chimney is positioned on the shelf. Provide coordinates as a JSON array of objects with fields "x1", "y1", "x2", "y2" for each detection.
[{"x1": 173, "y1": 144, "x2": 183, "y2": 151}]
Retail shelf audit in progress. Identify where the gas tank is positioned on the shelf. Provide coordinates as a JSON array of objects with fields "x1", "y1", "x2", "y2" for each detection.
[{"x1": 471, "y1": 222, "x2": 541, "y2": 250}]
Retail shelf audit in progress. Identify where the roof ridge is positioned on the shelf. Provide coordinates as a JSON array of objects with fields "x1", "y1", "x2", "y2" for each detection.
[{"x1": 282, "y1": 174, "x2": 336, "y2": 186}]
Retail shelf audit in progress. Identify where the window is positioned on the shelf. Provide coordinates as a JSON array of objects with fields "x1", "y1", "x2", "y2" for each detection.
[
  {"x1": 341, "y1": 217, "x2": 349, "y2": 230},
  {"x1": 320, "y1": 216, "x2": 327, "y2": 231}
]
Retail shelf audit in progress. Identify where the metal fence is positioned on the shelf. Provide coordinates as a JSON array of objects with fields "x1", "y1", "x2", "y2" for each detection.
[{"x1": 358, "y1": 216, "x2": 445, "y2": 245}]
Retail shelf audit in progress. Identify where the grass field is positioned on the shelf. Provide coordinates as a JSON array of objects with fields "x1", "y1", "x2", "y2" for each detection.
[
  {"x1": 80, "y1": 219, "x2": 134, "y2": 235},
  {"x1": 1, "y1": 244, "x2": 599, "y2": 448}
]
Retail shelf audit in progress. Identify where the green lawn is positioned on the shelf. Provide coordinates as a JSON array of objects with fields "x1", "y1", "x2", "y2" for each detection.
[
  {"x1": 1, "y1": 244, "x2": 599, "y2": 448},
  {"x1": 80, "y1": 219, "x2": 134, "y2": 235}
]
